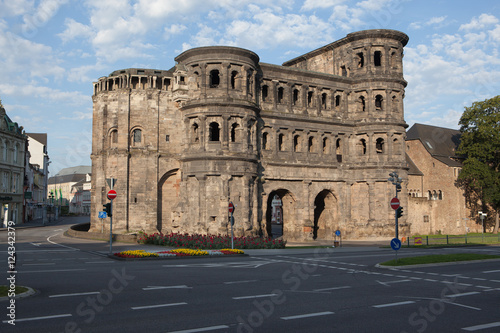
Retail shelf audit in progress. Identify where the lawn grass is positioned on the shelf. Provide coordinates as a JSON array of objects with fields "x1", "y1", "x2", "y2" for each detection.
[
  {"x1": 380, "y1": 253, "x2": 500, "y2": 266},
  {"x1": 0, "y1": 285, "x2": 28, "y2": 297}
]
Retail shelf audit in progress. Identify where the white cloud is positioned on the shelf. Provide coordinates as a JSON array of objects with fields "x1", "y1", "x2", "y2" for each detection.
[
  {"x1": 459, "y1": 13, "x2": 499, "y2": 31},
  {"x1": 21, "y1": 0, "x2": 69, "y2": 37},
  {"x1": 58, "y1": 18, "x2": 94, "y2": 43},
  {"x1": 301, "y1": 0, "x2": 347, "y2": 10},
  {"x1": 164, "y1": 24, "x2": 187, "y2": 40},
  {"x1": 0, "y1": 0, "x2": 35, "y2": 17}
]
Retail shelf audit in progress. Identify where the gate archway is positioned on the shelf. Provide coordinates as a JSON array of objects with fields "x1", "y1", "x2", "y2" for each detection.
[
  {"x1": 266, "y1": 189, "x2": 296, "y2": 239},
  {"x1": 313, "y1": 190, "x2": 337, "y2": 239},
  {"x1": 157, "y1": 169, "x2": 180, "y2": 232}
]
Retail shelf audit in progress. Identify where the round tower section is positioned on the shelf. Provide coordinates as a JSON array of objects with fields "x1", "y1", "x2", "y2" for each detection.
[{"x1": 172, "y1": 47, "x2": 263, "y2": 237}]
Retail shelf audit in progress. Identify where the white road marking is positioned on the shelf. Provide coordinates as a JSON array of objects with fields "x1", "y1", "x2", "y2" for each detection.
[
  {"x1": 131, "y1": 302, "x2": 187, "y2": 310},
  {"x1": 167, "y1": 325, "x2": 230, "y2": 333},
  {"x1": 281, "y1": 311, "x2": 334, "y2": 320},
  {"x1": 224, "y1": 280, "x2": 257, "y2": 285},
  {"x1": 444, "y1": 292, "x2": 480, "y2": 298},
  {"x1": 23, "y1": 263, "x2": 55, "y2": 266},
  {"x1": 373, "y1": 301, "x2": 415, "y2": 308},
  {"x1": 233, "y1": 294, "x2": 278, "y2": 300},
  {"x1": 376, "y1": 279, "x2": 411, "y2": 287},
  {"x1": 463, "y1": 321, "x2": 500, "y2": 331},
  {"x1": 143, "y1": 285, "x2": 191, "y2": 290},
  {"x1": 50, "y1": 292, "x2": 100, "y2": 298},
  {"x1": 2, "y1": 313, "x2": 72, "y2": 323},
  {"x1": 482, "y1": 269, "x2": 500, "y2": 274},
  {"x1": 18, "y1": 269, "x2": 86, "y2": 273},
  {"x1": 313, "y1": 286, "x2": 351, "y2": 292}
]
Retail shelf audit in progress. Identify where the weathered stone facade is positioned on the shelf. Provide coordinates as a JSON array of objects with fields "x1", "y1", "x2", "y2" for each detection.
[{"x1": 90, "y1": 29, "x2": 410, "y2": 241}]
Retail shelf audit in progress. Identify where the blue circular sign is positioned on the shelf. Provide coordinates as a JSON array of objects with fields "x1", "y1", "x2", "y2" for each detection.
[
  {"x1": 335, "y1": 230, "x2": 341, "y2": 236},
  {"x1": 390, "y1": 238, "x2": 402, "y2": 251}
]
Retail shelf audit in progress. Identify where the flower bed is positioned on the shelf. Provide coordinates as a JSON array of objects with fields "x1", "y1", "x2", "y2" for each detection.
[
  {"x1": 138, "y1": 232, "x2": 286, "y2": 249},
  {"x1": 114, "y1": 248, "x2": 245, "y2": 258}
]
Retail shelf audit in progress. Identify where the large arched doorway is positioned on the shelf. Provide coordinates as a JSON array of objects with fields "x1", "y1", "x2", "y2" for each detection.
[
  {"x1": 266, "y1": 189, "x2": 296, "y2": 239},
  {"x1": 157, "y1": 169, "x2": 180, "y2": 232},
  {"x1": 313, "y1": 190, "x2": 337, "y2": 240}
]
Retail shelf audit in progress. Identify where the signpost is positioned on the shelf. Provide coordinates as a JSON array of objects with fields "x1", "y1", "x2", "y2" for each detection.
[
  {"x1": 229, "y1": 202, "x2": 235, "y2": 249},
  {"x1": 107, "y1": 189, "x2": 117, "y2": 254},
  {"x1": 390, "y1": 237, "x2": 402, "y2": 262},
  {"x1": 390, "y1": 197, "x2": 400, "y2": 210}
]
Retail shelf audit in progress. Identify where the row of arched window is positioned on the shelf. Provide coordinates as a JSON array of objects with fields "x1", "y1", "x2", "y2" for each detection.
[
  {"x1": 408, "y1": 190, "x2": 443, "y2": 200},
  {"x1": 108, "y1": 128, "x2": 144, "y2": 148},
  {"x1": 0, "y1": 139, "x2": 21, "y2": 165}
]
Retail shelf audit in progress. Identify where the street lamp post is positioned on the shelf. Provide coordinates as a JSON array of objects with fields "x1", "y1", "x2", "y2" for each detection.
[{"x1": 388, "y1": 171, "x2": 403, "y2": 239}]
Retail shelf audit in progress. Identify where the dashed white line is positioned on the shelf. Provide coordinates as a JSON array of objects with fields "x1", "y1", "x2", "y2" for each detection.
[
  {"x1": 373, "y1": 301, "x2": 415, "y2": 308},
  {"x1": 473, "y1": 278, "x2": 487, "y2": 281},
  {"x1": 2, "y1": 313, "x2": 72, "y2": 323},
  {"x1": 167, "y1": 325, "x2": 230, "y2": 333},
  {"x1": 462, "y1": 321, "x2": 500, "y2": 331},
  {"x1": 143, "y1": 285, "x2": 191, "y2": 290},
  {"x1": 23, "y1": 263, "x2": 55, "y2": 266},
  {"x1": 445, "y1": 292, "x2": 480, "y2": 298},
  {"x1": 482, "y1": 269, "x2": 500, "y2": 274},
  {"x1": 281, "y1": 311, "x2": 334, "y2": 320},
  {"x1": 224, "y1": 280, "x2": 257, "y2": 285},
  {"x1": 424, "y1": 279, "x2": 438, "y2": 282},
  {"x1": 50, "y1": 292, "x2": 100, "y2": 298},
  {"x1": 233, "y1": 294, "x2": 278, "y2": 300},
  {"x1": 131, "y1": 302, "x2": 187, "y2": 310},
  {"x1": 313, "y1": 286, "x2": 351, "y2": 292},
  {"x1": 18, "y1": 269, "x2": 86, "y2": 273}
]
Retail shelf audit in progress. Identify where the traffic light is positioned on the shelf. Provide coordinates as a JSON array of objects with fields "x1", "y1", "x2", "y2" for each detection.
[
  {"x1": 396, "y1": 206, "x2": 403, "y2": 218},
  {"x1": 103, "y1": 202, "x2": 112, "y2": 217}
]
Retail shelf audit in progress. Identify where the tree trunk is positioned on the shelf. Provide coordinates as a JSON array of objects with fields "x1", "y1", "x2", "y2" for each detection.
[{"x1": 494, "y1": 211, "x2": 499, "y2": 234}]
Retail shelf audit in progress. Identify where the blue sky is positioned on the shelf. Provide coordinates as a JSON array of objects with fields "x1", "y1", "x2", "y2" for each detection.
[{"x1": 1, "y1": 0, "x2": 499, "y2": 175}]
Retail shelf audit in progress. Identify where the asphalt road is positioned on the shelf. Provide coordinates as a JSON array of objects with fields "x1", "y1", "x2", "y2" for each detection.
[{"x1": 1, "y1": 217, "x2": 500, "y2": 333}]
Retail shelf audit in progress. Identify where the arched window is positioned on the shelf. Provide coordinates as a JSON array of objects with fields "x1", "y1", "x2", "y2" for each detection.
[
  {"x1": 279, "y1": 133, "x2": 285, "y2": 151},
  {"x1": 376, "y1": 138, "x2": 384, "y2": 154},
  {"x1": 110, "y1": 129, "x2": 118, "y2": 146},
  {"x1": 308, "y1": 136, "x2": 315, "y2": 153},
  {"x1": 262, "y1": 85, "x2": 269, "y2": 102},
  {"x1": 263, "y1": 132, "x2": 269, "y2": 150},
  {"x1": 209, "y1": 69, "x2": 220, "y2": 88},
  {"x1": 13, "y1": 144, "x2": 18, "y2": 164},
  {"x1": 307, "y1": 91, "x2": 314, "y2": 107},
  {"x1": 432, "y1": 190, "x2": 438, "y2": 200},
  {"x1": 438, "y1": 190, "x2": 443, "y2": 200},
  {"x1": 336, "y1": 138, "x2": 342, "y2": 162},
  {"x1": 375, "y1": 95, "x2": 383, "y2": 111},
  {"x1": 294, "y1": 135, "x2": 300, "y2": 152},
  {"x1": 321, "y1": 93, "x2": 327, "y2": 109},
  {"x1": 277, "y1": 87, "x2": 284, "y2": 104},
  {"x1": 357, "y1": 52, "x2": 364, "y2": 68},
  {"x1": 293, "y1": 89, "x2": 299, "y2": 105},
  {"x1": 358, "y1": 96, "x2": 366, "y2": 112},
  {"x1": 323, "y1": 137, "x2": 328, "y2": 154},
  {"x1": 374, "y1": 51, "x2": 382, "y2": 67},
  {"x1": 335, "y1": 95, "x2": 341, "y2": 107},
  {"x1": 358, "y1": 139, "x2": 367, "y2": 155},
  {"x1": 231, "y1": 71, "x2": 238, "y2": 89},
  {"x1": 191, "y1": 123, "x2": 199, "y2": 143},
  {"x1": 209, "y1": 122, "x2": 220, "y2": 141},
  {"x1": 132, "y1": 129, "x2": 142, "y2": 145},
  {"x1": 231, "y1": 123, "x2": 239, "y2": 142},
  {"x1": 393, "y1": 138, "x2": 400, "y2": 154},
  {"x1": 428, "y1": 190, "x2": 432, "y2": 200}
]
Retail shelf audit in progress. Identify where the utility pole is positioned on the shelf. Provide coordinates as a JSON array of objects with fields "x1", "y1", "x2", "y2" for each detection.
[{"x1": 388, "y1": 171, "x2": 403, "y2": 239}]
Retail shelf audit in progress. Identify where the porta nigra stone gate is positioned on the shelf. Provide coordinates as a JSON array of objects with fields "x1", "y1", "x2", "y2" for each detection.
[{"x1": 90, "y1": 29, "x2": 410, "y2": 241}]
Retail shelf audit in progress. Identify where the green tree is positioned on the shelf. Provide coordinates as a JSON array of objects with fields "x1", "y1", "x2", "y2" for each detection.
[{"x1": 457, "y1": 95, "x2": 500, "y2": 233}]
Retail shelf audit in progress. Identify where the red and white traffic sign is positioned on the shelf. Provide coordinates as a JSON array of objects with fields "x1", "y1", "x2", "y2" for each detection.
[
  {"x1": 390, "y1": 197, "x2": 400, "y2": 210},
  {"x1": 107, "y1": 189, "x2": 117, "y2": 200},
  {"x1": 228, "y1": 202, "x2": 234, "y2": 214}
]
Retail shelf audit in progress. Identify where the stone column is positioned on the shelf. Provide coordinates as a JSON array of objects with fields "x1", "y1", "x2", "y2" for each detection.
[
  {"x1": 222, "y1": 115, "x2": 229, "y2": 150},
  {"x1": 199, "y1": 115, "x2": 206, "y2": 152},
  {"x1": 201, "y1": 62, "x2": 207, "y2": 98},
  {"x1": 196, "y1": 175, "x2": 207, "y2": 230},
  {"x1": 368, "y1": 181, "x2": 376, "y2": 221}
]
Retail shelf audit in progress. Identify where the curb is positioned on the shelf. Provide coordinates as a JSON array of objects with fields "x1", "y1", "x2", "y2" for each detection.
[
  {"x1": 108, "y1": 253, "x2": 249, "y2": 261},
  {"x1": 375, "y1": 257, "x2": 500, "y2": 269}
]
